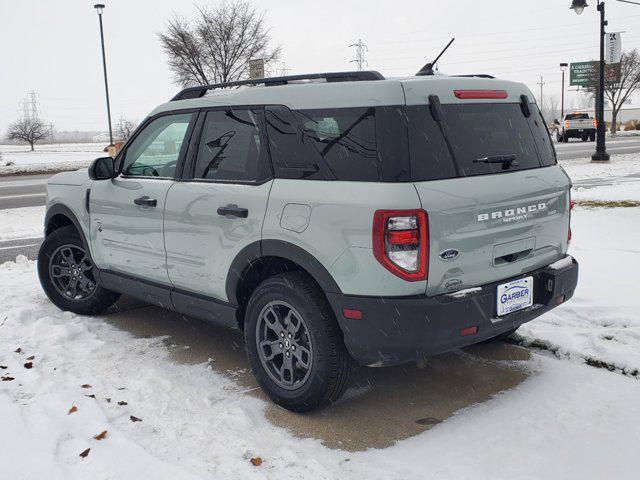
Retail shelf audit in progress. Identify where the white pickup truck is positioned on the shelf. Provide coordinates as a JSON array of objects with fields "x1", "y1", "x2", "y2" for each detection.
[{"x1": 554, "y1": 113, "x2": 596, "y2": 143}]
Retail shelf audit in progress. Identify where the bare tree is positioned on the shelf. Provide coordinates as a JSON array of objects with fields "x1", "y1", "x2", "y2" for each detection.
[
  {"x1": 115, "y1": 117, "x2": 136, "y2": 141},
  {"x1": 159, "y1": 1, "x2": 282, "y2": 87},
  {"x1": 604, "y1": 49, "x2": 640, "y2": 134},
  {"x1": 6, "y1": 117, "x2": 50, "y2": 151}
]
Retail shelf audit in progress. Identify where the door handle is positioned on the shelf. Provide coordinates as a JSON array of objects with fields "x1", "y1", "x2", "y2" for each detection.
[
  {"x1": 217, "y1": 204, "x2": 248, "y2": 218},
  {"x1": 133, "y1": 195, "x2": 157, "y2": 207}
]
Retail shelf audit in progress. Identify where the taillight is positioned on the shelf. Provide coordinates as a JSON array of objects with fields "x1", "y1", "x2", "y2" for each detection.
[
  {"x1": 565, "y1": 121, "x2": 570, "y2": 129},
  {"x1": 453, "y1": 89, "x2": 508, "y2": 100},
  {"x1": 373, "y1": 209, "x2": 429, "y2": 281},
  {"x1": 593, "y1": 119, "x2": 598, "y2": 128}
]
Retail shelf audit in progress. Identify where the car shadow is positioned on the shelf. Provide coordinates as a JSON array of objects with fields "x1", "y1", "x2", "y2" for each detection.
[{"x1": 104, "y1": 297, "x2": 532, "y2": 452}]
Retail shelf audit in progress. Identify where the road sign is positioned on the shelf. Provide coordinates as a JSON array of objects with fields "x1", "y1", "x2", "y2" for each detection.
[
  {"x1": 605, "y1": 32, "x2": 622, "y2": 64},
  {"x1": 249, "y1": 59, "x2": 265, "y2": 79},
  {"x1": 570, "y1": 61, "x2": 598, "y2": 86}
]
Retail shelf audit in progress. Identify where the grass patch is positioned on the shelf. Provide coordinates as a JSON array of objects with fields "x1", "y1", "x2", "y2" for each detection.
[{"x1": 574, "y1": 200, "x2": 640, "y2": 208}]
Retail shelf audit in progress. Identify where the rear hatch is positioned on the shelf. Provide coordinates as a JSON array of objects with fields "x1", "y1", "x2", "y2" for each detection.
[
  {"x1": 402, "y1": 78, "x2": 571, "y2": 296},
  {"x1": 566, "y1": 113, "x2": 594, "y2": 130}
]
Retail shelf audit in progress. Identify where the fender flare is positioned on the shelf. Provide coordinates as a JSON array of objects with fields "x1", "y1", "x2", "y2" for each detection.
[
  {"x1": 44, "y1": 203, "x2": 91, "y2": 253},
  {"x1": 225, "y1": 239, "x2": 342, "y2": 306}
]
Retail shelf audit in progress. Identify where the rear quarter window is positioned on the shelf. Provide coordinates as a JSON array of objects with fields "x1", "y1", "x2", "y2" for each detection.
[{"x1": 265, "y1": 106, "x2": 378, "y2": 181}]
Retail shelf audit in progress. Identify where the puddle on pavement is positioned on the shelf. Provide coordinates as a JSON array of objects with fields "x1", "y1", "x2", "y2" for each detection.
[{"x1": 104, "y1": 297, "x2": 532, "y2": 452}]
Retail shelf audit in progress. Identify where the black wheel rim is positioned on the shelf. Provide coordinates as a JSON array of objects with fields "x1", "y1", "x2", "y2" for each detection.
[
  {"x1": 256, "y1": 301, "x2": 313, "y2": 390},
  {"x1": 48, "y1": 244, "x2": 96, "y2": 301}
]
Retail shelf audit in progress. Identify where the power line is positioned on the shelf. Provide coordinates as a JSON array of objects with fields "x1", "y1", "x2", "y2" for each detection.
[{"x1": 349, "y1": 39, "x2": 368, "y2": 71}]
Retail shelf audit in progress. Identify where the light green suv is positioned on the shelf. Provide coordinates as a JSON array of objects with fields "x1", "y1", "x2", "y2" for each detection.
[{"x1": 38, "y1": 71, "x2": 578, "y2": 412}]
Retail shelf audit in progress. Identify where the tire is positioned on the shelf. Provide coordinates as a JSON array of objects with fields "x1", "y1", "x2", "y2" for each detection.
[
  {"x1": 581, "y1": 133, "x2": 589, "y2": 142},
  {"x1": 590, "y1": 132, "x2": 596, "y2": 142},
  {"x1": 37, "y1": 225, "x2": 120, "y2": 315},
  {"x1": 244, "y1": 272, "x2": 351, "y2": 412},
  {"x1": 556, "y1": 133, "x2": 563, "y2": 142},
  {"x1": 480, "y1": 327, "x2": 518, "y2": 344},
  {"x1": 562, "y1": 134, "x2": 569, "y2": 143}
]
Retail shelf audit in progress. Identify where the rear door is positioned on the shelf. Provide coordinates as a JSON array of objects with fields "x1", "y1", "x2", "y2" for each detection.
[
  {"x1": 405, "y1": 95, "x2": 570, "y2": 296},
  {"x1": 164, "y1": 107, "x2": 272, "y2": 302}
]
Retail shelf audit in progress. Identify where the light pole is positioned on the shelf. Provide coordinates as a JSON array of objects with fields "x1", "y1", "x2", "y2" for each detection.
[
  {"x1": 570, "y1": 0, "x2": 609, "y2": 161},
  {"x1": 94, "y1": 4, "x2": 114, "y2": 148},
  {"x1": 560, "y1": 63, "x2": 568, "y2": 119}
]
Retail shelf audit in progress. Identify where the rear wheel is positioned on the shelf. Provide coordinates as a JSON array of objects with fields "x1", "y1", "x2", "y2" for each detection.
[
  {"x1": 38, "y1": 226, "x2": 120, "y2": 315},
  {"x1": 244, "y1": 273, "x2": 351, "y2": 412},
  {"x1": 562, "y1": 134, "x2": 569, "y2": 143},
  {"x1": 590, "y1": 131, "x2": 596, "y2": 141},
  {"x1": 581, "y1": 133, "x2": 589, "y2": 142},
  {"x1": 556, "y1": 133, "x2": 563, "y2": 142}
]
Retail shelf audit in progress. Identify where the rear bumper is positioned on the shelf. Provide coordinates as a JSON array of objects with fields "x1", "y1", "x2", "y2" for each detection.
[{"x1": 327, "y1": 256, "x2": 578, "y2": 367}]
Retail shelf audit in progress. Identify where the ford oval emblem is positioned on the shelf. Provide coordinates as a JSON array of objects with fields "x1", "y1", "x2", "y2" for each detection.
[{"x1": 439, "y1": 249, "x2": 460, "y2": 261}]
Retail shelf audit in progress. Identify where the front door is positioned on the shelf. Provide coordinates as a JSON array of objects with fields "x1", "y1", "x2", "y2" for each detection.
[
  {"x1": 164, "y1": 108, "x2": 272, "y2": 302},
  {"x1": 90, "y1": 112, "x2": 196, "y2": 285}
]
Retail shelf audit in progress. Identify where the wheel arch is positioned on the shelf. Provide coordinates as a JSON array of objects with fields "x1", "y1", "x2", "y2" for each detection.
[
  {"x1": 44, "y1": 203, "x2": 91, "y2": 253},
  {"x1": 226, "y1": 240, "x2": 342, "y2": 330}
]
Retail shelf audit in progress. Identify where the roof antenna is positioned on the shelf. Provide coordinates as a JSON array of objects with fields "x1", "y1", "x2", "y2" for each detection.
[{"x1": 416, "y1": 38, "x2": 455, "y2": 76}]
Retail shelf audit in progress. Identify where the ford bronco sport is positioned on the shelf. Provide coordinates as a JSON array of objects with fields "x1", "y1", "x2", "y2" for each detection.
[{"x1": 38, "y1": 71, "x2": 578, "y2": 412}]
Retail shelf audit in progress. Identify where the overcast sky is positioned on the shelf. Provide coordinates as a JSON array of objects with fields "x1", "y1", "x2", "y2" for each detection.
[{"x1": 1, "y1": 0, "x2": 639, "y2": 133}]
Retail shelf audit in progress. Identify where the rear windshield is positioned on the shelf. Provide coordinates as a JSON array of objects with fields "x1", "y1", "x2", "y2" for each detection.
[
  {"x1": 408, "y1": 103, "x2": 556, "y2": 181},
  {"x1": 566, "y1": 113, "x2": 590, "y2": 120}
]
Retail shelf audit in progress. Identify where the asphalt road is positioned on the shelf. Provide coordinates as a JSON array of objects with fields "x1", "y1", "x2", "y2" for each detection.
[{"x1": 554, "y1": 135, "x2": 640, "y2": 160}]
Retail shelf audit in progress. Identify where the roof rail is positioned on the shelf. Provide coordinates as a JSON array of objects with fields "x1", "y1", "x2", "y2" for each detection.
[
  {"x1": 453, "y1": 74, "x2": 496, "y2": 79},
  {"x1": 170, "y1": 71, "x2": 385, "y2": 102}
]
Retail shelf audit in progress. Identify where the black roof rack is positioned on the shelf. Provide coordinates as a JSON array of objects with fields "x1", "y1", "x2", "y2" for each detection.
[
  {"x1": 453, "y1": 74, "x2": 496, "y2": 79},
  {"x1": 170, "y1": 70, "x2": 385, "y2": 102}
]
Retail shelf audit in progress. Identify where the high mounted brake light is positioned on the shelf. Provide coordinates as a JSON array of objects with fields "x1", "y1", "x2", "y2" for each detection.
[
  {"x1": 373, "y1": 210, "x2": 429, "y2": 282},
  {"x1": 453, "y1": 90, "x2": 508, "y2": 100}
]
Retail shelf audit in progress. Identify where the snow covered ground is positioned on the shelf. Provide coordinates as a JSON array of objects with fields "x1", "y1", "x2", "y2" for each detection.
[
  {"x1": 0, "y1": 206, "x2": 44, "y2": 241},
  {"x1": 0, "y1": 143, "x2": 103, "y2": 175},
  {"x1": 1, "y1": 252, "x2": 639, "y2": 480}
]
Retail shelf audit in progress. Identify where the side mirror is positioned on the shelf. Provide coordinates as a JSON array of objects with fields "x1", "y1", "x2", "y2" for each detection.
[{"x1": 88, "y1": 156, "x2": 115, "y2": 180}]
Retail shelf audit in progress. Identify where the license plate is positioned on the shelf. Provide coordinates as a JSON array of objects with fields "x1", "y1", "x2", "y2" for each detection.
[{"x1": 497, "y1": 277, "x2": 533, "y2": 316}]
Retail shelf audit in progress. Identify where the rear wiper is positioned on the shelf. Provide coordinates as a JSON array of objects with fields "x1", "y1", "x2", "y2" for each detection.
[{"x1": 474, "y1": 154, "x2": 519, "y2": 169}]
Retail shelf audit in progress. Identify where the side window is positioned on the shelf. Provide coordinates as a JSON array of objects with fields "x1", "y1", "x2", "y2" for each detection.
[
  {"x1": 193, "y1": 109, "x2": 262, "y2": 182},
  {"x1": 122, "y1": 113, "x2": 193, "y2": 178},
  {"x1": 265, "y1": 106, "x2": 332, "y2": 180},
  {"x1": 265, "y1": 106, "x2": 378, "y2": 181},
  {"x1": 295, "y1": 107, "x2": 378, "y2": 181}
]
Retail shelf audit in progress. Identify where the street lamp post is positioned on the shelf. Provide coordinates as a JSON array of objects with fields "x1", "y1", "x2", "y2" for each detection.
[
  {"x1": 94, "y1": 4, "x2": 114, "y2": 148},
  {"x1": 570, "y1": 0, "x2": 609, "y2": 161},
  {"x1": 560, "y1": 63, "x2": 568, "y2": 118}
]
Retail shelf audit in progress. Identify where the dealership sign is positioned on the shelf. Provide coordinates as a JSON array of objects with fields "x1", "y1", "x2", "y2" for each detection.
[{"x1": 570, "y1": 61, "x2": 598, "y2": 87}]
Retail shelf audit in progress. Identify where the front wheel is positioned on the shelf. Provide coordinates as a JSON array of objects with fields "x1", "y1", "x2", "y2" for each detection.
[
  {"x1": 244, "y1": 273, "x2": 351, "y2": 412},
  {"x1": 37, "y1": 226, "x2": 120, "y2": 315}
]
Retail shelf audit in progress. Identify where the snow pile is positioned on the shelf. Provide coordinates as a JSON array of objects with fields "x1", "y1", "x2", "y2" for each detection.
[
  {"x1": 517, "y1": 207, "x2": 640, "y2": 376},
  {"x1": 560, "y1": 152, "x2": 640, "y2": 182},
  {"x1": 0, "y1": 206, "x2": 45, "y2": 241}
]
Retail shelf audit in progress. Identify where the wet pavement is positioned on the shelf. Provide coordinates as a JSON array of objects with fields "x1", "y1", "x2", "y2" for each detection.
[{"x1": 104, "y1": 297, "x2": 532, "y2": 452}]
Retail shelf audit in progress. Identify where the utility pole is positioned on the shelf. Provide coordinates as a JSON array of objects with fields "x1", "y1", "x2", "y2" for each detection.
[
  {"x1": 537, "y1": 75, "x2": 546, "y2": 112},
  {"x1": 349, "y1": 39, "x2": 368, "y2": 71},
  {"x1": 27, "y1": 91, "x2": 40, "y2": 120}
]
